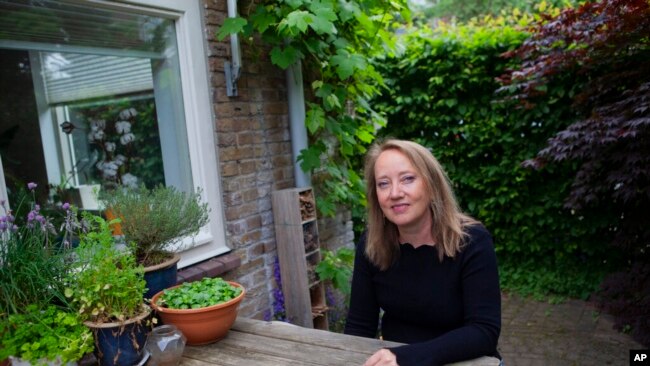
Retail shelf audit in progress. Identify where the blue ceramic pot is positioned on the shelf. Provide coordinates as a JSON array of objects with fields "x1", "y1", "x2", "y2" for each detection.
[
  {"x1": 85, "y1": 306, "x2": 151, "y2": 366},
  {"x1": 143, "y1": 253, "x2": 181, "y2": 300}
]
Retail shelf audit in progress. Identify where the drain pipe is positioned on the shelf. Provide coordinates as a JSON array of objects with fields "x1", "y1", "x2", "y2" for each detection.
[
  {"x1": 225, "y1": 0, "x2": 241, "y2": 96},
  {"x1": 287, "y1": 60, "x2": 311, "y2": 188}
]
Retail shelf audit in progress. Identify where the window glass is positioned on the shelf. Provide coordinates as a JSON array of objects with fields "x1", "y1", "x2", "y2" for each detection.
[{"x1": 0, "y1": 0, "x2": 192, "y2": 209}]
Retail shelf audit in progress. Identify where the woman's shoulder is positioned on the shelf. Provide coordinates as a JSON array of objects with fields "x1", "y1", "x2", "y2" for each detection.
[{"x1": 463, "y1": 222, "x2": 494, "y2": 250}]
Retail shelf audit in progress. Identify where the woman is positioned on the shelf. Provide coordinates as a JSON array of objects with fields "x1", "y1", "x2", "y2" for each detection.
[{"x1": 344, "y1": 139, "x2": 501, "y2": 366}]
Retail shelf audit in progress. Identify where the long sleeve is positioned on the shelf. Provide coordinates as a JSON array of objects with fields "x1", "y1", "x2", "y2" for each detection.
[
  {"x1": 344, "y1": 231, "x2": 381, "y2": 338},
  {"x1": 389, "y1": 226, "x2": 501, "y2": 365},
  {"x1": 345, "y1": 225, "x2": 501, "y2": 366}
]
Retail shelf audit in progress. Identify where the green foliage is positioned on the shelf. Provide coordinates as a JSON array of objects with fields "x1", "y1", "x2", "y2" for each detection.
[
  {"x1": 413, "y1": 0, "x2": 579, "y2": 23},
  {"x1": 65, "y1": 213, "x2": 147, "y2": 323},
  {"x1": 316, "y1": 247, "x2": 355, "y2": 333},
  {"x1": 223, "y1": 0, "x2": 410, "y2": 217},
  {"x1": 158, "y1": 277, "x2": 242, "y2": 310},
  {"x1": 0, "y1": 184, "x2": 76, "y2": 317},
  {"x1": 499, "y1": 257, "x2": 608, "y2": 302},
  {"x1": 0, "y1": 305, "x2": 93, "y2": 365},
  {"x1": 101, "y1": 184, "x2": 210, "y2": 267},
  {"x1": 316, "y1": 247, "x2": 354, "y2": 295},
  {"x1": 373, "y1": 13, "x2": 618, "y2": 299}
]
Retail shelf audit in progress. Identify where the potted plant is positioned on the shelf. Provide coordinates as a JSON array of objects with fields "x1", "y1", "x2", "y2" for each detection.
[
  {"x1": 0, "y1": 182, "x2": 92, "y2": 365},
  {"x1": 149, "y1": 277, "x2": 245, "y2": 345},
  {"x1": 64, "y1": 214, "x2": 151, "y2": 366},
  {"x1": 101, "y1": 184, "x2": 209, "y2": 298},
  {"x1": 0, "y1": 305, "x2": 93, "y2": 366}
]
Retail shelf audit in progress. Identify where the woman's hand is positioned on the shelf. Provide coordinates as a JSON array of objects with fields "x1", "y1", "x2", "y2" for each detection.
[{"x1": 364, "y1": 349, "x2": 399, "y2": 366}]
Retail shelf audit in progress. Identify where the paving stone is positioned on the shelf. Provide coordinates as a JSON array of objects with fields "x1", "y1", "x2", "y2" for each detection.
[{"x1": 499, "y1": 292, "x2": 644, "y2": 365}]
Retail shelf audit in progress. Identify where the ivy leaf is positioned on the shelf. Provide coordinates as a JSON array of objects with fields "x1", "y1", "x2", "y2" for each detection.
[
  {"x1": 331, "y1": 49, "x2": 366, "y2": 79},
  {"x1": 270, "y1": 46, "x2": 300, "y2": 69},
  {"x1": 216, "y1": 17, "x2": 248, "y2": 41},
  {"x1": 298, "y1": 145, "x2": 323, "y2": 172},
  {"x1": 356, "y1": 129, "x2": 374, "y2": 144},
  {"x1": 307, "y1": 3, "x2": 338, "y2": 35},
  {"x1": 285, "y1": 0, "x2": 304, "y2": 9},
  {"x1": 280, "y1": 10, "x2": 312, "y2": 35},
  {"x1": 309, "y1": 9, "x2": 337, "y2": 35},
  {"x1": 306, "y1": 105, "x2": 326, "y2": 133},
  {"x1": 250, "y1": 7, "x2": 276, "y2": 33}
]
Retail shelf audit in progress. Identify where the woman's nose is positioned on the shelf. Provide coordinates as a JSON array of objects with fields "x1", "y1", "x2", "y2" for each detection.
[{"x1": 389, "y1": 184, "x2": 403, "y2": 199}]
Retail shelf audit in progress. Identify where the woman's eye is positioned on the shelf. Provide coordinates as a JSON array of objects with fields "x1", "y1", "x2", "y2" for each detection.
[
  {"x1": 377, "y1": 181, "x2": 389, "y2": 189},
  {"x1": 402, "y1": 175, "x2": 415, "y2": 183}
]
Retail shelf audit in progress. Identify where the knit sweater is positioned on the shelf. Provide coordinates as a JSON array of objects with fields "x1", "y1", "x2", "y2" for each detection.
[{"x1": 344, "y1": 224, "x2": 501, "y2": 366}]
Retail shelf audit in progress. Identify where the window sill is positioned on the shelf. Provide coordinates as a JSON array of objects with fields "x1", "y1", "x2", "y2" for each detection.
[{"x1": 176, "y1": 252, "x2": 241, "y2": 283}]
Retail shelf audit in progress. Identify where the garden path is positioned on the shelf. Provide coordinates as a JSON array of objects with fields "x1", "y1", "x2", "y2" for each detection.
[{"x1": 499, "y1": 292, "x2": 644, "y2": 365}]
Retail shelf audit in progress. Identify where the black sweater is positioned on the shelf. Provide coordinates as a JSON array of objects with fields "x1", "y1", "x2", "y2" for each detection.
[{"x1": 344, "y1": 224, "x2": 501, "y2": 366}]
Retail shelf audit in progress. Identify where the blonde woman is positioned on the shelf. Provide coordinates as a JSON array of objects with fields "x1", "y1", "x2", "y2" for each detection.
[{"x1": 345, "y1": 139, "x2": 501, "y2": 366}]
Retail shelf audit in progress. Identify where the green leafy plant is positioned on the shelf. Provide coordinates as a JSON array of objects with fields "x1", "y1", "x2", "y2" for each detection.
[
  {"x1": 0, "y1": 305, "x2": 93, "y2": 365},
  {"x1": 0, "y1": 183, "x2": 80, "y2": 317},
  {"x1": 100, "y1": 184, "x2": 209, "y2": 267},
  {"x1": 157, "y1": 277, "x2": 242, "y2": 310},
  {"x1": 64, "y1": 213, "x2": 147, "y2": 323},
  {"x1": 219, "y1": 0, "x2": 409, "y2": 219},
  {"x1": 316, "y1": 247, "x2": 354, "y2": 333},
  {"x1": 316, "y1": 247, "x2": 354, "y2": 296}
]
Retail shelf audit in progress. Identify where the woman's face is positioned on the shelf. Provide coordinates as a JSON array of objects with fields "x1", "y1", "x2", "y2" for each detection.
[{"x1": 374, "y1": 149, "x2": 432, "y2": 232}]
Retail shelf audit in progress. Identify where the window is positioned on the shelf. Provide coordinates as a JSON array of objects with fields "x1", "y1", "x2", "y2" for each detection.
[{"x1": 0, "y1": 0, "x2": 228, "y2": 267}]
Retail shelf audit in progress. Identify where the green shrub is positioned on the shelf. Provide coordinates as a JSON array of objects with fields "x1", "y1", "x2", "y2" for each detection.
[{"x1": 372, "y1": 14, "x2": 620, "y2": 298}]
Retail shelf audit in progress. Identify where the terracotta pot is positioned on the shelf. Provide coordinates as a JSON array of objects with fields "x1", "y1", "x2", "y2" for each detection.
[
  {"x1": 103, "y1": 209, "x2": 122, "y2": 236},
  {"x1": 143, "y1": 253, "x2": 181, "y2": 300},
  {"x1": 150, "y1": 281, "x2": 245, "y2": 346}
]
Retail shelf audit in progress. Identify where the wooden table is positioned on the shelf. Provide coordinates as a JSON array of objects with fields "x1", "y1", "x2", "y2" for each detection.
[{"x1": 181, "y1": 318, "x2": 500, "y2": 366}]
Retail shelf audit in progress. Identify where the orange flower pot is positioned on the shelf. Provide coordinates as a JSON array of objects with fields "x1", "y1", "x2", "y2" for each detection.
[{"x1": 149, "y1": 281, "x2": 245, "y2": 345}]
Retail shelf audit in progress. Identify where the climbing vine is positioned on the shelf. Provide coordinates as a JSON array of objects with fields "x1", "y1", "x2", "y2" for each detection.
[{"x1": 218, "y1": 0, "x2": 410, "y2": 218}]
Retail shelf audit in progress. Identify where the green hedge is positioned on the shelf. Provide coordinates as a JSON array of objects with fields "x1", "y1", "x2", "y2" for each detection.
[{"x1": 372, "y1": 19, "x2": 621, "y2": 299}]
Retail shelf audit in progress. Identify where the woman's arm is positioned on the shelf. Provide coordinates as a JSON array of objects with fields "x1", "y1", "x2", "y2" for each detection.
[{"x1": 344, "y1": 235, "x2": 381, "y2": 338}]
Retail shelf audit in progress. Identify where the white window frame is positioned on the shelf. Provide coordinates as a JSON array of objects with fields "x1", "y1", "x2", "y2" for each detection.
[{"x1": 0, "y1": 0, "x2": 229, "y2": 268}]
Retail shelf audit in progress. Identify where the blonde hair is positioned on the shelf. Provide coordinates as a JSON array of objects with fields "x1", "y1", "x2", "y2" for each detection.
[{"x1": 364, "y1": 139, "x2": 478, "y2": 270}]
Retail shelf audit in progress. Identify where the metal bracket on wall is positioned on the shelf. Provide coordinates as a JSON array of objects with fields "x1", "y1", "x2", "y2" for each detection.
[{"x1": 225, "y1": 60, "x2": 240, "y2": 97}]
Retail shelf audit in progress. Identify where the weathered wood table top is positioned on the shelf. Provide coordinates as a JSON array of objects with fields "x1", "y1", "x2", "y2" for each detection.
[{"x1": 180, "y1": 317, "x2": 500, "y2": 366}]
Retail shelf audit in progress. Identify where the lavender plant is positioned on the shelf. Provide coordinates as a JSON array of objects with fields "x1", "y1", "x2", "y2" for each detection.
[{"x1": 271, "y1": 256, "x2": 286, "y2": 321}]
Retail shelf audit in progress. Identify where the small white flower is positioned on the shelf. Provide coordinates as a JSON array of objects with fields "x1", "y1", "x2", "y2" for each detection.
[
  {"x1": 92, "y1": 130, "x2": 105, "y2": 141},
  {"x1": 119, "y1": 108, "x2": 138, "y2": 120},
  {"x1": 105, "y1": 142, "x2": 116, "y2": 152},
  {"x1": 114, "y1": 154, "x2": 127, "y2": 165},
  {"x1": 120, "y1": 133, "x2": 135, "y2": 145},
  {"x1": 115, "y1": 121, "x2": 131, "y2": 134},
  {"x1": 121, "y1": 173, "x2": 139, "y2": 188},
  {"x1": 90, "y1": 119, "x2": 106, "y2": 131}
]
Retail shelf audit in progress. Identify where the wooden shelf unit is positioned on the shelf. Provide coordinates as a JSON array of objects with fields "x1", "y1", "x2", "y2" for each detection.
[{"x1": 272, "y1": 187, "x2": 329, "y2": 329}]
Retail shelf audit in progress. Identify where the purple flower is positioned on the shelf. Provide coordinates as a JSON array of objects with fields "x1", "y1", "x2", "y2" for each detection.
[
  {"x1": 61, "y1": 202, "x2": 70, "y2": 211},
  {"x1": 27, "y1": 182, "x2": 37, "y2": 191}
]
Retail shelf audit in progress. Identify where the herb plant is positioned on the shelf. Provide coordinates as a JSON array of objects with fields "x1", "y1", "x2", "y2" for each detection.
[
  {"x1": 0, "y1": 305, "x2": 93, "y2": 365},
  {"x1": 158, "y1": 277, "x2": 242, "y2": 310},
  {"x1": 101, "y1": 184, "x2": 209, "y2": 267},
  {"x1": 64, "y1": 214, "x2": 147, "y2": 323},
  {"x1": 0, "y1": 183, "x2": 81, "y2": 316}
]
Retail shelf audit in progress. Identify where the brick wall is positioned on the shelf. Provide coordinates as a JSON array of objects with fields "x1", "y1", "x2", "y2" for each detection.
[
  {"x1": 204, "y1": 0, "x2": 289, "y2": 321},
  {"x1": 200, "y1": 0, "x2": 358, "y2": 322}
]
